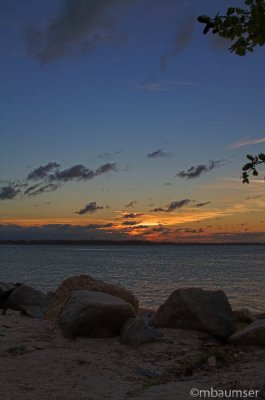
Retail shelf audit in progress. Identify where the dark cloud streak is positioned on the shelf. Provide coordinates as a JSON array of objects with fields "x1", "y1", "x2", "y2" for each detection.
[
  {"x1": 26, "y1": 0, "x2": 135, "y2": 64},
  {"x1": 151, "y1": 199, "x2": 191, "y2": 212},
  {"x1": 75, "y1": 201, "x2": 104, "y2": 215},
  {"x1": 147, "y1": 149, "x2": 170, "y2": 159},
  {"x1": 177, "y1": 160, "x2": 224, "y2": 179}
]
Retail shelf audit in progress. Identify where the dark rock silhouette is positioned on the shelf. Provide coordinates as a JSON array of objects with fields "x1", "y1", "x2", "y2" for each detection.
[
  {"x1": 59, "y1": 290, "x2": 136, "y2": 339},
  {"x1": 151, "y1": 287, "x2": 236, "y2": 339}
]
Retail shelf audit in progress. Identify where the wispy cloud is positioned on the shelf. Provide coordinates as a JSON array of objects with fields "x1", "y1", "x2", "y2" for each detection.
[
  {"x1": 176, "y1": 160, "x2": 225, "y2": 179},
  {"x1": 151, "y1": 199, "x2": 191, "y2": 212},
  {"x1": 125, "y1": 200, "x2": 137, "y2": 208},
  {"x1": 122, "y1": 220, "x2": 141, "y2": 226},
  {"x1": 0, "y1": 223, "x2": 124, "y2": 241},
  {"x1": 26, "y1": 0, "x2": 135, "y2": 64},
  {"x1": 75, "y1": 202, "x2": 104, "y2": 215},
  {"x1": 0, "y1": 184, "x2": 21, "y2": 200},
  {"x1": 27, "y1": 162, "x2": 60, "y2": 180},
  {"x1": 122, "y1": 213, "x2": 143, "y2": 219},
  {"x1": 160, "y1": 15, "x2": 195, "y2": 71},
  {"x1": 195, "y1": 201, "x2": 211, "y2": 208},
  {"x1": 140, "y1": 80, "x2": 194, "y2": 92},
  {"x1": 147, "y1": 149, "x2": 170, "y2": 159},
  {"x1": 229, "y1": 136, "x2": 265, "y2": 149},
  {"x1": 0, "y1": 161, "x2": 118, "y2": 201}
]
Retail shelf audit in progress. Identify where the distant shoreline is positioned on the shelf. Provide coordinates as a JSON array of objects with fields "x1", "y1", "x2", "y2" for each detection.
[{"x1": 1, "y1": 240, "x2": 265, "y2": 246}]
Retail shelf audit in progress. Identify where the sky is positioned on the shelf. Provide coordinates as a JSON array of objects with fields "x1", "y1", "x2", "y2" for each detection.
[{"x1": 1, "y1": 0, "x2": 265, "y2": 243}]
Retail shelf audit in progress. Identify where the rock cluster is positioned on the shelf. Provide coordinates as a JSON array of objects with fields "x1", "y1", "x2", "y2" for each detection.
[
  {"x1": 45, "y1": 274, "x2": 139, "y2": 320},
  {"x1": 1, "y1": 277, "x2": 264, "y2": 347}
]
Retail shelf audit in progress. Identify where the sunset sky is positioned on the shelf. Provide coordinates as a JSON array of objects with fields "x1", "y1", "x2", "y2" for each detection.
[{"x1": 1, "y1": 0, "x2": 265, "y2": 243}]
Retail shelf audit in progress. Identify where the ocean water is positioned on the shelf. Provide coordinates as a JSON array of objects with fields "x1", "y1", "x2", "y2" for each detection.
[{"x1": 0, "y1": 244, "x2": 264, "y2": 312}]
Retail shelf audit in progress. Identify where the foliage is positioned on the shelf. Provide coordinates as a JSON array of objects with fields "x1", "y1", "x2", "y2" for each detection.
[
  {"x1": 198, "y1": 1, "x2": 265, "y2": 182},
  {"x1": 242, "y1": 153, "x2": 265, "y2": 183},
  {"x1": 198, "y1": 0, "x2": 265, "y2": 56}
]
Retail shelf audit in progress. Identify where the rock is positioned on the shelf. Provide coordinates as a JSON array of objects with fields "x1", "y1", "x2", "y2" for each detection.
[
  {"x1": 45, "y1": 275, "x2": 138, "y2": 320},
  {"x1": 229, "y1": 320, "x2": 265, "y2": 346},
  {"x1": 151, "y1": 288, "x2": 236, "y2": 339},
  {"x1": 0, "y1": 282, "x2": 16, "y2": 295},
  {"x1": 233, "y1": 308, "x2": 256, "y2": 331},
  {"x1": 137, "y1": 308, "x2": 156, "y2": 323},
  {"x1": 233, "y1": 308, "x2": 255, "y2": 324},
  {"x1": 120, "y1": 317, "x2": 163, "y2": 347},
  {"x1": 59, "y1": 290, "x2": 136, "y2": 339},
  {"x1": 0, "y1": 282, "x2": 22, "y2": 314},
  {"x1": 7, "y1": 284, "x2": 52, "y2": 318}
]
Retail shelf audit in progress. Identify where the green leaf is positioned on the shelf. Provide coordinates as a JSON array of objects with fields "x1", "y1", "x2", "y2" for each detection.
[
  {"x1": 227, "y1": 7, "x2": 235, "y2": 15},
  {"x1": 246, "y1": 154, "x2": 254, "y2": 161},
  {"x1": 258, "y1": 153, "x2": 265, "y2": 161},
  {"x1": 242, "y1": 163, "x2": 253, "y2": 171}
]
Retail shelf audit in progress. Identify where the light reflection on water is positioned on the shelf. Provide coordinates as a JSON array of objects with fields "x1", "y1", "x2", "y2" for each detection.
[{"x1": 0, "y1": 244, "x2": 264, "y2": 311}]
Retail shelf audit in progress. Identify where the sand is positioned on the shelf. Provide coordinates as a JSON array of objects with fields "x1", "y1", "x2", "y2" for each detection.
[{"x1": 0, "y1": 310, "x2": 265, "y2": 400}]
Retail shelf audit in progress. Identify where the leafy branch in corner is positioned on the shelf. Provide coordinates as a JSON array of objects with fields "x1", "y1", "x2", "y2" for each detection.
[
  {"x1": 198, "y1": 0, "x2": 265, "y2": 56},
  {"x1": 242, "y1": 153, "x2": 265, "y2": 183}
]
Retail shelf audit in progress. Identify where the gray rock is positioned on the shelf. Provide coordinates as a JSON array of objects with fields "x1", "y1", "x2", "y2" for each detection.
[
  {"x1": 0, "y1": 282, "x2": 22, "y2": 314},
  {"x1": 151, "y1": 287, "x2": 236, "y2": 339},
  {"x1": 233, "y1": 308, "x2": 255, "y2": 324},
  {"x1": 120, "y1": 317, "x2": 163, "y2": 347},
  {"x1": 7, "y1": 284, "x2": 51, "y2": 318},
  {"x1": 46, "y1": 274, "x2": 139, "y2": 320},
  {"x1": 59, "y1": 290, "x2": 136, "y2": 339},
  {"x1": 229, "y1": 319, "x2": 265, "y2": 346}
]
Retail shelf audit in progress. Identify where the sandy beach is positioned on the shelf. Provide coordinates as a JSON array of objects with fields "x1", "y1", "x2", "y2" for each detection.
[{"x1": 1, "y1": 310, "x2": 265, "y2": 400}]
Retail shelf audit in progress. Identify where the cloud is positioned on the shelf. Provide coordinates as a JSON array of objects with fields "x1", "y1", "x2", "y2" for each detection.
[
  {"x1": 0, "y1": 161, "x2": 118, "y2": 201},
  {"x1": 176, "y1": 160, "x2": 224, "y2": 179},
  {"x1": 245, "y1": 195, "x2": 263, "y2": 200},
  {"x1": 141, "y1": 225, "x2": 170, "y2": 236},
  {"x1": 229, "y1": 137, "x2": 265, "y2": 149},
  {"x1": 160, "y1": 15, "x2": 195, "y2": 71},
  {"x1": 122, "y1": 220, "x2": 140, "y2": 226},
  {"x1": 27, "y1": 162, "x2": 60, "y2": 180},
  {"x1": 95, "y1": 163, "x2": 118, "y2": 175},
  {"x1": 24, "y1": 182, "x2": 59, "y2": 197},
  {"x1": 151, "y1": 198, "x2": 191, "y2": 212},
  {"x1": 0, "y1": 223, "x2": 125, "y2": 241},
  {"x1": 125, "y1": 200, "x2": 137, "y2": 208},
  {"x1": 147, "y1": 149, "x2": 170, "y2": 159},
  {"x1": 97, "y1": 150, "x2": 122, "y2": 159},
  {"x1": 0, "y1": 184, "x2": 21, "y2": 200},
  {"x1": 75, "y1": 202, "x2": 104, "y2": 215},
  {"x1": 27, "y1": 162, "x2": 117, "y2": 184},
  {"x1": 175, "y1": 227, "x2": 204, "y2": 233},
  {"x1": 26, "y1": 0, "x2": 134, "y2": 64},
  {"x1": 122, "y1": 213, "x2": 143, "y2": 219},
  {"x1": 195, "y1": 201, "x2": 211, "y2": 208},
  {"x1": 140, "y1": 80, "x2": 194, "y2": 92}
]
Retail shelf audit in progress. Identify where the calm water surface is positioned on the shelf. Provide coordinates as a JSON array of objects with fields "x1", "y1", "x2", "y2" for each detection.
[{"x1": 0, "y1": 244, "x2": 264, "y2": 311}]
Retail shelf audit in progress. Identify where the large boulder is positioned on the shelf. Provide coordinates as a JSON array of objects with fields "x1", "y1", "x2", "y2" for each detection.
[
  {"x1": 151, "y1": 288, "x2": 236, "y2": 339},
  {"x1": 120, "y1": 317, "x2": 163, "y2": 347},
  {"x1": 7, "y1": 284, "x2": 52, "y2": 318},
  {"x1": 233, "y1": 308, "x2": 256, "y2": 330},
  {"x1": 45, "y1": 275, "x2": 138, "y2": 320},
  {"x1": 0, "y1": 282, "x2": 22, "y2": 314},
  {"x1": 59, "y1": 290, "x2": 136, "y2": 339},
  {"x1": 229, "y1": 320, "x2": 265, "y2": 346}
]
